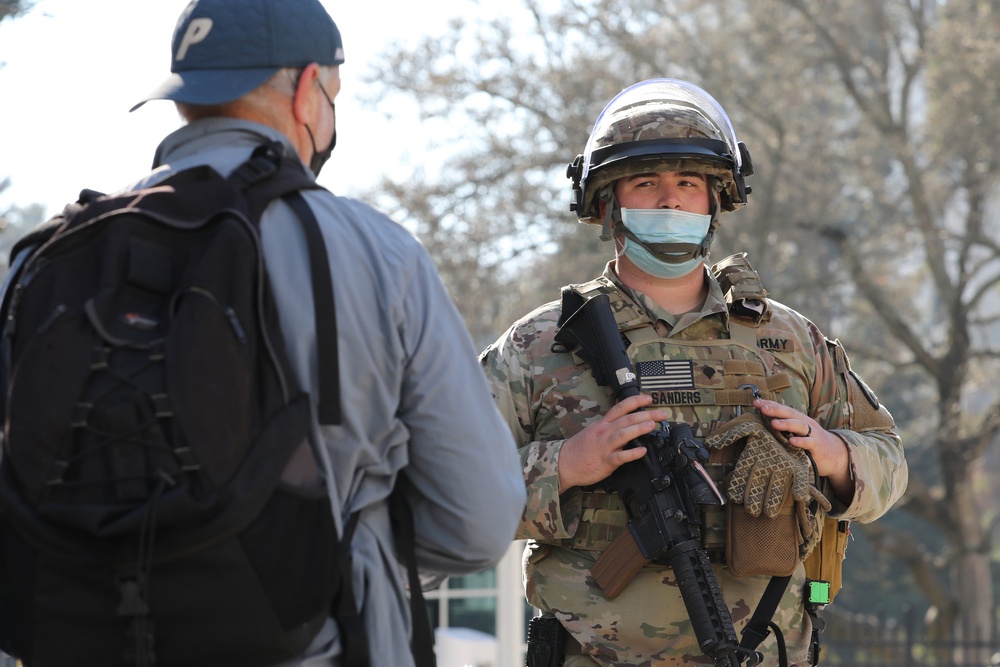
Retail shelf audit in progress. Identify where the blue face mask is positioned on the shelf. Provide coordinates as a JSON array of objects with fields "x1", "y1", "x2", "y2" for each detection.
[{"x1": 619, "y1": 208, "x2": 712, "y2": 279}]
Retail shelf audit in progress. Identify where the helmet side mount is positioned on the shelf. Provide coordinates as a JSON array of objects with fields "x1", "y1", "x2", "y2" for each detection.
[{"x1": 568, "y1": 154, "x2": 585, "y2": 213}]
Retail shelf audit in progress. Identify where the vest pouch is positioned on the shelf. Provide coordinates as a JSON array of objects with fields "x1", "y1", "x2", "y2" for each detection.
[{"x1": 726, "y1": 481, "x2": 800, "y2": 577}]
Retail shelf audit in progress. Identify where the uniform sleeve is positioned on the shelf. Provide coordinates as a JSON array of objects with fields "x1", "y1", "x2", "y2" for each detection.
[
  {"x1": 810, "y1": 334, "x2": 908, "y2": 523},
  {"x1": 479, "y1": 327, "x2": 583, "y2": 542},
  {"x1": 396, "y1": 251, "x2": 526, "y2": 574}
]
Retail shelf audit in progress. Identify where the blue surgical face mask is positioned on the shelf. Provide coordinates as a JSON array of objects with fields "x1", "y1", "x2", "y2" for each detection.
[{"x1": 619, "y1": 208, "x2": 712, "y2": 279}]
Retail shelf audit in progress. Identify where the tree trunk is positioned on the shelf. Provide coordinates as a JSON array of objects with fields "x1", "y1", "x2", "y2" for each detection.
[{"x1": 953, "y1": 550, "x2": 993, "y2": 662}]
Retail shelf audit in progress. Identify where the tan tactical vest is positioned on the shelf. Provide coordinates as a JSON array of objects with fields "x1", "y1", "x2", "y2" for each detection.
[{"x1": 565, "y1": 254, "x2": 799, "y2": 557}]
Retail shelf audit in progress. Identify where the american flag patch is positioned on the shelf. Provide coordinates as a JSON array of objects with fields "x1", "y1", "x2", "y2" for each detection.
[{"x1": 636, "y1": 360, "x2": 695, "y2": 390}]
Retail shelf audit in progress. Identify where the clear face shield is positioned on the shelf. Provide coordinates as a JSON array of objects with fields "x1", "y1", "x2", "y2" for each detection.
[{"x1": 580, "y1": 78, "x2": 744, "y2": 186}]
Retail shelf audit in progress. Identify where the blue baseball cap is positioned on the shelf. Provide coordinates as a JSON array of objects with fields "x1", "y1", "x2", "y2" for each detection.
[{"x1": 131, "y1": 0, "x2": 344, "y2": 111}]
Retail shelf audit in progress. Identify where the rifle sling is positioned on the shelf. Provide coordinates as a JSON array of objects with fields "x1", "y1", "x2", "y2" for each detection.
[{"x1": 740, "y1": 573, "x2": 791, "y2": 665}]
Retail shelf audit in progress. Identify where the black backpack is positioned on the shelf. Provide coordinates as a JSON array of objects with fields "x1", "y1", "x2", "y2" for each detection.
[{"x1": 0, "y1": 142, "x2": 372, "y2": 667}]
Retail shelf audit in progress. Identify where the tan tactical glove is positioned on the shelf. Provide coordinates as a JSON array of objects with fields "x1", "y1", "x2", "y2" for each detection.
[{"x1": 704, "y1": 413, "x2": 832, "y2": 538}]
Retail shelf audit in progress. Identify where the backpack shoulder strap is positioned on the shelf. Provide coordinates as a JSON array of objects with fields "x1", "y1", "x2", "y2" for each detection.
[
  {"x1": 331, "y1": 511, "x2": 371, "y2": 667},
  {"x1": 282, "y1": 193, "x2": 340, "y2": 426},
  {"x1": 232, "y1": 145, "x2": 397, "y2": 667},
  {"x1": 229, "y1": 143, "x2": 341, "y2": 426},
  {"x1": 389, "y1": 473, "x2": 436, "y2": 667},
  {"x1": 229, "y1": 142, "x2": 321, "y2": 219}
]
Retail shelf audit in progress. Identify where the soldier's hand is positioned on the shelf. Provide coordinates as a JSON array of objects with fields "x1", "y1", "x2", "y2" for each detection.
[
  {"x1": 557, "y1": 394, "x2": 669, "y2": 494},
  {"x1": 754, "y1": 399, "x2": 853, "y2": 505}
]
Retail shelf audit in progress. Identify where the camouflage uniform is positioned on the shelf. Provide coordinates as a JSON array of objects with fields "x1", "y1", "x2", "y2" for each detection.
[{"x1": 480, "y1": 259, "x2": 907, "y2": 666}]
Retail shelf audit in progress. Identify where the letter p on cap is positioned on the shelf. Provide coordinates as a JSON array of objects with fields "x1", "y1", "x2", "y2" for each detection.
[{"x1": 176, "y1": 18, "x2": 213, "y2": 61}]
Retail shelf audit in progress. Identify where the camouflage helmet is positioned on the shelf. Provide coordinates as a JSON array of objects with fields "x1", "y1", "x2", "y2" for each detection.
[{"x1": 568, "y1": 78, "x2": 754, "y2": 225}]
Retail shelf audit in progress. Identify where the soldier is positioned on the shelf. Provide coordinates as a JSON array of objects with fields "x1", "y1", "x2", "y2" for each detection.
[{"x1": 479, "y1": 79, "x2": 908, "y2": 666}]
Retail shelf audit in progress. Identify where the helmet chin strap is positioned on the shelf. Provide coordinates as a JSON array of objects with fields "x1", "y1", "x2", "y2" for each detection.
[
  {"x1": 598, "y1": 179, "x2": 723, "y2": 263},
  {"x1": 598, "y1": 184, "x2": 617, "y2": 242},
  {"x1": 701, "y1": 177, "x2": 723, "y2": 257}
]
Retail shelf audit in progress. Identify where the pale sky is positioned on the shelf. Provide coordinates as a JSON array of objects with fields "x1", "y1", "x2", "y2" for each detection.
[{"x1": 0, "y1": 0, "x2": 470, "y2": 217}]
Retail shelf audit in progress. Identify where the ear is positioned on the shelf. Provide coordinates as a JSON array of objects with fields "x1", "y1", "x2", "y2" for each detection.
[{"x1": 291, "y1": 62, "x2": 321, "y2": 124}]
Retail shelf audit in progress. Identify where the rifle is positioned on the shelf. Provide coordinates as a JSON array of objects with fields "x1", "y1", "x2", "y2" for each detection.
[{"x1": 554, "y1": 290, "x2": 761, "y2": 667}]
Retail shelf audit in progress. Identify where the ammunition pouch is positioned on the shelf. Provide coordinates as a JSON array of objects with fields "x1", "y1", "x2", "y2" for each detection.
[{"x1": 726, "y1": 479, "x2": 800, "y2": 577}]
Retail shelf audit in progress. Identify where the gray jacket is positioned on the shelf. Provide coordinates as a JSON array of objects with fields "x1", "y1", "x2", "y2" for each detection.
[{"x1": 130, "y1": 118, "x2": 526, "y2": 666}]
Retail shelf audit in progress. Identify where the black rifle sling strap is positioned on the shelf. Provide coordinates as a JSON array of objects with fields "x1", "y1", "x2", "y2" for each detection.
[{"x1": 739, "y1": 574, "x2": 791, "y2": 667}]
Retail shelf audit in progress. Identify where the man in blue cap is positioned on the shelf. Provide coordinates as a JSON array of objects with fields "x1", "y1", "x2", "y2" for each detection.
[{"x1": 127, "y1": 1, "x2": 527, "y2": 665}]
